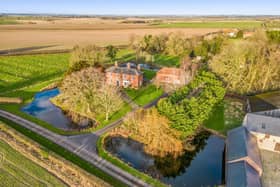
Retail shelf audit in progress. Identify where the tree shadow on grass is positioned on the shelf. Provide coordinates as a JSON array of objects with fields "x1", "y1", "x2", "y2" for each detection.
[{"x1": 0, "y1": 71, "x2": 63, "y2": 96}]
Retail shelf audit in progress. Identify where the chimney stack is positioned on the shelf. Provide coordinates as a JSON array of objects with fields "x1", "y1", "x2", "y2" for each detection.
[
  {"x1": 127, "y1": 62, "x2": 131, "y2": 69},
  {"x1": 115, "y1": 61, "x2": 118, "y2": 67}
]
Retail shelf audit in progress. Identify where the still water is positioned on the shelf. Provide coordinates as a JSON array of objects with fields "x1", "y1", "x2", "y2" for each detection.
[
  {"x1": 22, "y1": 88, "x2": 75, "y2": 130},
  {"x1": 105, "y1": 134, "x2": 225, "y2": 187}
]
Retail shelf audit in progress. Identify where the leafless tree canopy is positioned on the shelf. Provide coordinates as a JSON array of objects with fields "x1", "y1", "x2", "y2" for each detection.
[{"x1": 53, "y1": 67, "x2": 123, "y2": 122}]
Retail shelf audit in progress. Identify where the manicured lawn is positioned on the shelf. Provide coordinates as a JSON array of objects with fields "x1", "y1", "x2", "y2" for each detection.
[
  {"x1": 0, "y1": 117, "x2": 126, "y2": 187},
  {"x1": 154, "y1": 54, "x2": 180, "y2": 67},
  {"x1": 115, "y1": 49, "x2": 180, "y2": 67},
  {"x1": 155, "y1": 21, "x2": 263, "y2": 29},
  {"x1": 0, "y1": 140, "x2": 66, "y2": 187},
  {"x1": 125, "y1": 85, "x2": 164, "y2": 106},
  {"x1": 143, "y1": 69, "x2": 157, "y2": 80},
  {"x1": 204, "y1": 98, "x2": 245, "y2": 134},
  {"x1": 97, "y1": 134, "x2": 166, "y2": 187}
]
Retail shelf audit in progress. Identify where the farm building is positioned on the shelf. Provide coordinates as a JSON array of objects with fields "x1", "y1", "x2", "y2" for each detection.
[
  {"x1": 226, "y1": 109, "x2": 280, "y2": 187},
  {"x1": 105, "y1": 62, "x2": 143, "y2": 89},
  {"x1": 243, "y1": 109, "x2": 280, "y2": 153}
]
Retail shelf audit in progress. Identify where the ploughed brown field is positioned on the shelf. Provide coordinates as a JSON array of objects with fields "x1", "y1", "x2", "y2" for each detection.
[{"x1": 0, "y1": 17, "x2": 220, "y2": 51}]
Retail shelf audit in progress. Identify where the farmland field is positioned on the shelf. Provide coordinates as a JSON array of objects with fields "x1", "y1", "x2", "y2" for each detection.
[
  {"x1": 0, "y1": 17, "x2": 265, "y2": 51},
  {"x1": 156, "y1": 21, "x2": 263, "y2": 29},
  {"x1": 0, "y1": 53, "x2": 69, "y2": 101},
  {"x1": 0, "y1": 140, "x2": 66, "y2": 187}
]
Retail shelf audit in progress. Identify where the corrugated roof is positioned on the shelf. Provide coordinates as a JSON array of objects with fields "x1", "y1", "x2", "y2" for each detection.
[
  {"x1": 226, "y1": 126, "x2": 262, "y2": 174},
  {"x1": 106, "y1": 66, "x2": 142, "y2": 76},
  {"x1": 226, "y1": 161, "x2": 261, "y2": 187}
]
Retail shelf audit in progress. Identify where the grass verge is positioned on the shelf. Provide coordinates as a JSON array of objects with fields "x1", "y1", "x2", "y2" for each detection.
[
  {"x1": 97, "y1": 134, "x2": 166, "y2": 187},
  {"x1": 125, "y1": 85, "x2": 164, "y2": 106},
  {"x1": 0, "y1": 116, "x2": 127, "y2": 187}
]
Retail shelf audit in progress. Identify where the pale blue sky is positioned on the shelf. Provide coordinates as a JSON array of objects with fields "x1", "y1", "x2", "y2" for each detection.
[{"x1": 1, "y1": 0, "x2": 280, "y2": 15}]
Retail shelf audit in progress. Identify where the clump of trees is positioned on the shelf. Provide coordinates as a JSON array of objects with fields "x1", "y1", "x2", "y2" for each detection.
[
  {"x1": 157, "y1": 71, "x2": 226, "y2": 137},
  {"x1": 52, "y1": 67, "x2": 123, "y2": 123},
  {"x1": 267, "y1": 30, "x2": 280, "y2": 43},
  {"x1": 210, "y1": 30, "x2": 280, "y2": 94},
  {"x1": 112, "y1": 108, "x2": 184, "y2": 157},
  {"x1": 130, "y1": 32, "x2": 225, "y2": 63},
  {"x1": 68, "y1": 44, "x2": 118, "y2": 73}
]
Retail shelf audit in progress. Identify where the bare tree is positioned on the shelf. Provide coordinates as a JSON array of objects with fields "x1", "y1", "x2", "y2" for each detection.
[
  {"x1": 52, "y1": 67, "x2": 123, "y2": 123},
  {"x1": 97, "y1": 84, "x2": 123, "y2": 121}
]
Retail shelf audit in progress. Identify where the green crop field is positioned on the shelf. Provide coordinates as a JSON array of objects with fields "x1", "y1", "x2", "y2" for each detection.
[
  {"x1": 0, "y1": 53, "x2": 69, "y2": 102},
  {"x1": 0, "y1": 18, "x2": 19, "y2": 25},
  {"x1": 155, "y1": 21, "x2": 263, "y2": 29},
  {"x1": 0, "y1": 140, "x2": 66, "y2": 186}
]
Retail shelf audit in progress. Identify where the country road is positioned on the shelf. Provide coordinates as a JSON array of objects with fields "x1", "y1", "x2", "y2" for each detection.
[
  {"x1": 0, "y1": 109, "x2": 151, "y2": 187},
  {"x1": 0, "y1": 92, "x2": 167, "y2": 186}
]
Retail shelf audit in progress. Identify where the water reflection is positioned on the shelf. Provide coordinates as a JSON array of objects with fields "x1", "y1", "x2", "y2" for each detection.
[
  {"x1": 105, "y1": 133, "x2": 225, "y2": 187},
  {"x1": 22, "y1": 88, "x2": 77, "y2": 130}
]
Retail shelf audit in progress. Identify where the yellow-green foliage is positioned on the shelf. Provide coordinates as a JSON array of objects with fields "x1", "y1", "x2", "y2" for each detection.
[
  {"x1": 113, "y1": 108, "x2": 184, "y2": 157},
  {"x1": 210, "y1": 31, "x2": 280, "y2": 94}
]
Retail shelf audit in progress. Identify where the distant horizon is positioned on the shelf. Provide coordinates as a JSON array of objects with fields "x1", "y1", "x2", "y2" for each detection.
[
  {"x1": 1, "y1": 0, "x2": 280, "y2": 16},
  {"x1": 1, "y1": 13, "x2": 280, "y2": 18}
]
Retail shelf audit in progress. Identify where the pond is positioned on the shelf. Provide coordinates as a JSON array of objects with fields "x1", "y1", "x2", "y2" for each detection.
[
  {"x1": 22, "y1": 88, "x2": 78, "y2": 130},
  {"x1": 105, "y1": 134, "x2": 225, "y2": 187}
]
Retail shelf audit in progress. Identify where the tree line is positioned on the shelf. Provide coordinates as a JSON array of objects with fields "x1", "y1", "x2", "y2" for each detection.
[{"x1": 210, "y1": 30, "x2": 280, "y2": 94}]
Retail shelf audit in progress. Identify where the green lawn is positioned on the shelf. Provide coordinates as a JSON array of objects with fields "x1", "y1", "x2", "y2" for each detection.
[
  {"x1": 154, "y1": 54, "x2": 180, "y2": 67},
  {"x1": 125, "y1": 84, "x2": 164, "y2": 106},
  {"x1": 0, "y1": 140, "x2": 66, "y2": 187},
  {"x1": 115, "y1": 49, "x2": 180, "y2": 67},
  {"x1": 143, "y1": 69, "x2": 157, "y2": 80},
  {"x1": 0, "y1": 117, "x2": 126, "y2": 187},
  {"x1": 204, "y1": 98, "x2": 245, "y2": 134},
  {"x1": 116, "y1": 49, "x2": 136, "y2": 62},
  {"x1": 97, "y1": 103, "x2": 132, "y2": 127},
  {"x1": 155, "y1": 21, "x2": 263, "y2": 29}
]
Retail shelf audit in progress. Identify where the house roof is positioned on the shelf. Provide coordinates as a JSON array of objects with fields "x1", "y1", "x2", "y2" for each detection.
[
  {"x1": 157, "y1": 67, "x2": 183, "y2": 76},
  {"x1": 226, "y1": 161, "x2": 261, "y2": 187},
  {"x1": 106, "y1": 66, "x2": 142, "y2": 76},
  {"x1": 226, "y1": 126, "x2": 262, "y2": 172},
  {"x1": 243, "y1": 111, "x2": 280, "y2": 137}
]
